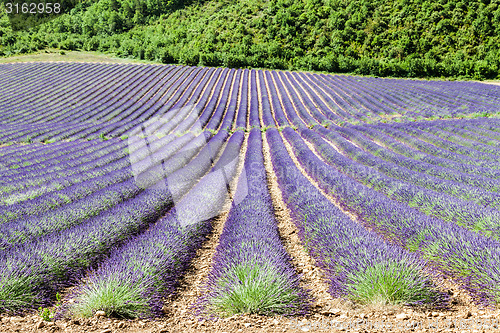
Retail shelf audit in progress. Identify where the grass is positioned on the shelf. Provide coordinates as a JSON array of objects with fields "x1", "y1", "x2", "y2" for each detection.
[{"x1": 0, "y1": 49, "x2": 165, "y2": 65}]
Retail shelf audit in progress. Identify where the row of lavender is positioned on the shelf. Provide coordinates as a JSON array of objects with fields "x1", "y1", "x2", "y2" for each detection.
[
  {"x1": 197, "y1": 129, "x2": 309, "y2": 316},
  {"x1": 3, "y1": 63, "x2": 500, "y2": 144},
  {"x1": 3, "y1": 120, "x2": 495, "y2": 314},
  {"x1": 0, "y1": 127, "x2": 223, "y2": 311},
  {"x1": 0, "y1": 63, "x2": 263, "y2": 227},
  {"x1": 2, "y1": 61, "x2": 500, "y2": 317},
  {"x1": 0, "y1": 66, "x2": 258, "y2": 313},
  {"x1": 279, "y1": 125, "x2": 500, "y2": 305},
  {"x1": 52, "y1": 127, "x2": 458, "y2": 318},
  {"x1": 250, "y1": 69, "x2": 500, "y2": 305},
  {"x1": 257, "y1": 72, "x2": 500, "y2": 231}
]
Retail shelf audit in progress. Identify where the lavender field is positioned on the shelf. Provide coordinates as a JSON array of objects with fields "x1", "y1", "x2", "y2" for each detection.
[{"x1": 1, "y1": 62, "x2": 500, "y2": 320}]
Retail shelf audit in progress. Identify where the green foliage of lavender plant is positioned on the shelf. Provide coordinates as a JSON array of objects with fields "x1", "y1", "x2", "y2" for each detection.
[
  {"x1": 70, "y1": 278, "x2": 151, "y2": 319},
  {"x1": 207, "y1": 262, "x2": 303, "y2": 316},
  {"x1": 345, "y1": 262, "x2": 440, "y2": 306},
  {"x1": 0, "y1": 276, "x2": 40, "y2": 312}
]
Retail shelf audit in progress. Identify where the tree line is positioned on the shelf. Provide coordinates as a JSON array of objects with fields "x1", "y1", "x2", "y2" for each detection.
[{"x1": 1, "y1": 0, "x2": 500, "y2": 79}]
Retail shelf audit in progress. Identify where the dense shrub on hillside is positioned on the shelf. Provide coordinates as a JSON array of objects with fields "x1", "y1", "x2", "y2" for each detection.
[{"x1": 2, "y1": 0, "x2": 500, "y2": 79}]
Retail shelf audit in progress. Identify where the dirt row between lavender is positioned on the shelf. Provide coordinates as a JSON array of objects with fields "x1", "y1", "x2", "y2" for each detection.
[{"x1": 1, "y1": 134, "x2": 500, "y2": 333}]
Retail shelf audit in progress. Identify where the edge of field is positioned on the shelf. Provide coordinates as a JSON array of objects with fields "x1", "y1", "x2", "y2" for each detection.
[
  {"x1": 3, "y1": 49, "x2": 500, "y2": 86},
  {"x1": 0, "y1": 49, "x2": 162, "y2": 64}
]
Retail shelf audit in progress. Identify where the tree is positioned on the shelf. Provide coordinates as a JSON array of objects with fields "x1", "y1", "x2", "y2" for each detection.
[{"x1": 0, "y1": 4, "x2": 13, "y2": 37}]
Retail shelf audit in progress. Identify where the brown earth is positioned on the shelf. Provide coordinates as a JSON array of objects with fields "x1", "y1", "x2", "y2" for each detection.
[{"x1": 1, "y1": 269, "x2": 498, "y2": 333}]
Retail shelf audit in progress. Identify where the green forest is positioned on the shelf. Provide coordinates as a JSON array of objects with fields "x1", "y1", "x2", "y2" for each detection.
[{"x1": 1, "y1": 0, "x2": 500, "y2": 79}]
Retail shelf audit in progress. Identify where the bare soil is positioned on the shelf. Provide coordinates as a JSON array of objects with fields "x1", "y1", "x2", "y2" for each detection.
[{"x1": 1, "y1": 302, "x2": 500, "y2": 333}]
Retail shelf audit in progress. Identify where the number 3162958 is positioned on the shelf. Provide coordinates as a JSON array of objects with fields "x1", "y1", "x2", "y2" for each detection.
[{"x1": 5, "y1": 2, "x2": 61, "y2": 14}]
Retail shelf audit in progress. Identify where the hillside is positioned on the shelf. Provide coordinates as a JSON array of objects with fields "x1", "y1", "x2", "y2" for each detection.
[{"x1": 1, "y1": 0, "x2": 500, "y2": 79}]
